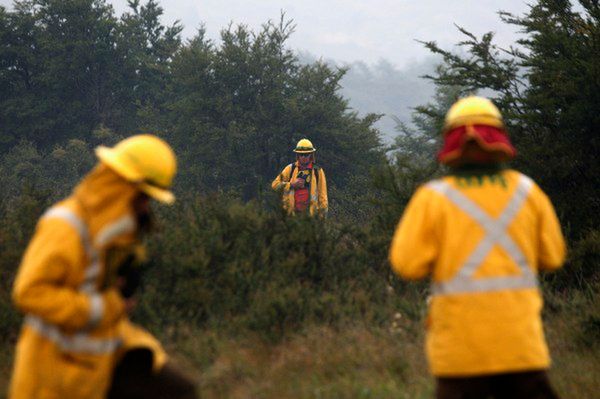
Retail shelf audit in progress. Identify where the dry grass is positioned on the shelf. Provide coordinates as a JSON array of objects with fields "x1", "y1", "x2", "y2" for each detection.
[
  {"x1": 0, "y1": 347, "x2": 13, "y2": 399},
  {"x1": 544, "y1": 290, "x2": 600, "y2": 398},
  {"x1": 1, "y1": 295, "x2": 598, "y2": 399},
  {"x1": 175, "y1": 321, "x2": 432, "y2": 399},
  {"x1": 169, "y1": 298, "x2": 599, "y2": 399}
]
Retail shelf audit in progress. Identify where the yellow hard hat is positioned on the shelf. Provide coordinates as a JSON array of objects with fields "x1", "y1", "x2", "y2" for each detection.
[
  {"x1": 293, "y1": 138, "x2": 316, "y2": 153},
  {"x1": 443, "y1": 96, "x2": 504, "y2": 133},
  {"x1": 95, "y1": 134, "x2": 177, "y2": 204}
]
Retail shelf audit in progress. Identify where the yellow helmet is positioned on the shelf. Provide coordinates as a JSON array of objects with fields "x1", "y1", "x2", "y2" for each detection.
[
  {"x1": 95, "y1": 134, "x2": 177, "y2": 204},
  {"x1": 293, "y1": 138, "x2": 316, "y2": 153},
  {"x1": 443, "y1": 96, "x2": 504, "y2": 133}
]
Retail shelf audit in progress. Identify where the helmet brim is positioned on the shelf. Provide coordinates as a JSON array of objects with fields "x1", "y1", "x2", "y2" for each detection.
[
  {"x1": 438, "y1": 125, "x2": 516, "y2": 165},
  {"x1": 444, "y1": 115, "x2": 504, "y2": 133},
  {"x1": 139, "y1": 182, "x2": 175, "y2": 205},
  {"x1": 293, "y1": 149, "x2": 316, "y2": 153}
]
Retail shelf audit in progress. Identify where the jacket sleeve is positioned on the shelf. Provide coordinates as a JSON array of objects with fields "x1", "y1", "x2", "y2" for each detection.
[
  {"x1": 535, "y1": 186, "x2": 566, "y2": 271},
  {"x1": 388, "y1": 187, "x2": 438, "y2": 280},
  {"x1": 272, "y1": 165, "x2": 292, "y2": 191},
  {"x1": 12, "y1": 217, "x2": 125, "y2": 331},
  {"x1": 118, "y1": 319, "x2": 168, "y2": 373},
  {"x1": 318, "y1": 168, "x2": 328, "y2": 212}
]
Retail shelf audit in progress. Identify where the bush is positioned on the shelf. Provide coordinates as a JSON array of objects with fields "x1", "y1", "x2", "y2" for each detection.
[
  {"x1": 544, "y1": 229, "x2": 600, "y2": 292},
  {"x1": 134, "y1": 194, "x2": 403, "y2": 341},
  {"x1": 1, "y1": 186, "x2": 594, "y2": 346}
]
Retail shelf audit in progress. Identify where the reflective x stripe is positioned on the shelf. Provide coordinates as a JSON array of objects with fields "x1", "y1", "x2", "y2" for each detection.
[
  {"x1": 87, "y1": 215, "x2": 135, "y2": 292},
  {"x1": 427, "y1": 174, "x2": 538, "y2": 295},
  {"x1": 43, "y1": 207, "x2": 101, "y2": 295},
  {"x1": 42, "y1": 208, "x2": 136, "y2": 294},
  {"x1": 32, "y1": 206, "x2": 135, "y2": 352},
  {"x1": 96, "y1": 215, "x2": 136, "y2": 247},
  {"x1": 88, "y1": 292, "x2": 104, "y2": 328},
  {"x1": 25, "y1": 316, "x2": 120, "y2": 354},
  {"x1": 43, "y1": 207, "x2": 90, "y2": 245}
]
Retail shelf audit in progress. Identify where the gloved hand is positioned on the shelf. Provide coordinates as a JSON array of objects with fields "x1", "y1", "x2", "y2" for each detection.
[
  {"x1": 104, "y1": 244, "x2": 147, "y2": 299},
  {"x1": 117, "y1": 254, "x2": 142, "y2": 298},
  {"x1": 291, "y1": 178, "x2": 305, "y2": 189}
]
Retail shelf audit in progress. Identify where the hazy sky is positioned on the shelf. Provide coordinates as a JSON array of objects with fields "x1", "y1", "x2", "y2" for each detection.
[
  {"x1": 0, "y1": 0, "x2": 532, "y2": 68},
  {"x1": 0, "y1": 0, "x2": 535, "y2": 139}
]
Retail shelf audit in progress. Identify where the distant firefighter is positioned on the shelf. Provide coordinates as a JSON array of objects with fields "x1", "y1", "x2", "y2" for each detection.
[
  {"x1": 389, "y1": 96, "x2": 566, "y2": 399},
  {"x1": 272, "y1": 138, "x2": 328, "y2": 216},
  {"x1": 9, "y1": 135, "x2": 197, "y2": 399}
]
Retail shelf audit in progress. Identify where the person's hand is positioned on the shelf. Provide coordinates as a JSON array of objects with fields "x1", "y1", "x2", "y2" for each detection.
[
  {"x1": 291, "y1": 178, "x2": 305, "y2": 189},
  {"x1": 116, "y1": 277, "x2": 137, "y2": 314},
  {"x1": 123, "y1": 297, "x2": 138, "y2": 314}
]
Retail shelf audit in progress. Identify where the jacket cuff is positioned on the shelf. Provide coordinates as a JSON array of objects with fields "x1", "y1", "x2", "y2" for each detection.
[
  {"x1": 95, "y1": 289, "x2": 125, "y2": 329},
  {"x1": 85, "y1": 292, "x2": 104, "y2": 329}
]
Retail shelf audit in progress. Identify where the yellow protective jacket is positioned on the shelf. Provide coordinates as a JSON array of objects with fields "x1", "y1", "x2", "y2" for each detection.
[
  {"x1": 271, "y1": 162, "x2": 328, "y2": 215},
  {"x1": 10, "y1": 165, "x2": 166, "y2": 399},
  {"x1": 389, "y1": 168, "x2": 565, "y2": 377}
]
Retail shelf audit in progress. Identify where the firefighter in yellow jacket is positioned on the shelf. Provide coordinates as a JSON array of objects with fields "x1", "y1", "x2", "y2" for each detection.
[
  {"x1": 9, "y1": 135, "x2": 197, "y2": 399},
  {"x1": 389, "y1": 96, "x2": 566, "y2": 399},
  {"x1": 271, "y1": 138, "x2": 328, "y2": 215}
]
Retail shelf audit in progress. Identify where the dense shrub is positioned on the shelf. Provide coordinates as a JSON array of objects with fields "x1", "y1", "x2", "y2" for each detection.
[
  {"x1": 3, "y1": 186, "x2": 594, "y2": 345},
  {"x1": 135, "y1": 194, "x2": 413, "y2": 341},
  {"x1": 543, "y1": 229, "x2": 600, "y2": 293}
]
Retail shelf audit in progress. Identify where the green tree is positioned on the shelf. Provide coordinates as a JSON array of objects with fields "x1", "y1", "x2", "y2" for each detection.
[
  {"x1": 162, "y1": 16, "x2": 385, "y2": 220},
  {"x1": 0, "y1": 0, "x2": 121, "y2": 148},
  {"x1": 0, "y1": 0, "x2": 181, "y2": 151},
  {"x1": 117, "y1": 0, "x2": 182, "y2": 131},
  {"x1": 371, "y1": 82, "x2": 461, "y2": 233}
]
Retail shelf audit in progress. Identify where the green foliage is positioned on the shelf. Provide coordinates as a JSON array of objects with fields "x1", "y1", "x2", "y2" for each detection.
[
  {"x1": 391, "y1": 81, "x2": 461, "y2": 168},
  {"x1": 0, "y1": 5, "x2": 384, "y2": 222},
  {"x1": 544, "y1": 229, "x2": 600, "y2": 292},
  {"x1": 0, "y1": 0, "x2": 595, "y2": 342},
  {"x1": 133, "y1": 194, "x2": 407, "y2": 342},
  {"x1": 369, "y1": 82, "x2": 457, "y2": 233},
  {"x1": 0, "y1": 138, "x2": 95, "y2": 199},
  {"x1": 160, "y1": 16, "x2": 385, "y2": 218},
  {"x1": 0, "y1": 0, "x2": 181, "y2": 151}
]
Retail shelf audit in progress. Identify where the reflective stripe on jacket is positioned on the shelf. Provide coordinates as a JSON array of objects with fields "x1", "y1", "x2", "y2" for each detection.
[
  {"x1": 10, "y1": 165, "x2": 167, "y2": 399},
  {"x1": 388, "y1": 169, "x2": 565, "y2": 376},
  {"x1": 271, "y1": 162, "x2": 328, "y2": 215}
]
